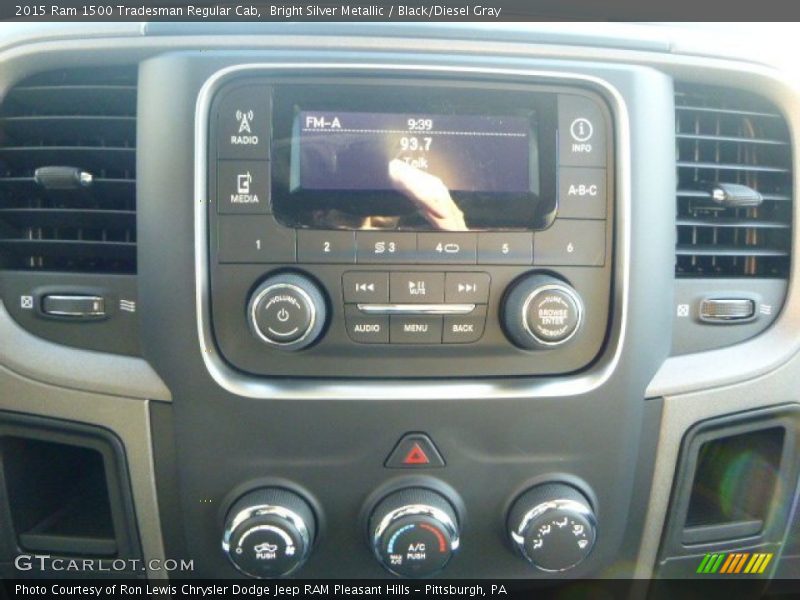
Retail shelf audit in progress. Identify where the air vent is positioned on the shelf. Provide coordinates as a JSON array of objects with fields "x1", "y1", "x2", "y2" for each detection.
[
  {"x1": 0, "y1": 67, "x2": 137, "y2": 274},
  {"x1": 675, "y1": 85, "x2": 792, "y2": 278}
]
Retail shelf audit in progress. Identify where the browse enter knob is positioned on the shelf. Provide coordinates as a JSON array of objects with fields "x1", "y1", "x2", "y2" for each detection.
[{"x1": 501, "y1": 273, "x2": 584, "y2": 350}]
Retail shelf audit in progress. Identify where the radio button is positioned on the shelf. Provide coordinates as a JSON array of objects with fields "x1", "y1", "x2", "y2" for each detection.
[
  {"x1": 445, "y1": 272, "x2": 490, "y2": 304},
  {"x1": 356, "y1": 232, "x2": 417, "y2": 264},
  {"x1": 417, "y1": 233, "x2": 477, "y2": 264},
  {"x1": 345, "y1": 306, "x2": 389, "y2": 344},
  {"x1": 297, "y1": 230, "x2": 356, "y2": 264},
  {"x1": 477, "y1": 232, "x2": 533, "y2": 265},
  {"x1": 443, "y1": 306, "x2": 487, "y2": 344},
  {"x1": 217, "y1": 160, "x2": 270, "y2": 214},
  {"x1": 216, "y1": 85, "x2": 271, "y2": 160},
  {"x1": 390, "y1": 315, "x2": 443, "y2": 344},
  {"x1": 218, "y1": 215, "x2": 296, "y2": 263},
  {"x1": 534, "y1": 220, "x2": 606, "y2": 267},
  {"x1": 342, "y1": 272, "x2": 389, "y2": 303},
  {"x1": 390, "y1": 272, "x2": 445, "y2": 303},
  {"x1": 558, "y1": 94, "x2": 607, "y2": 168},
  {"x1": 558, "y1": 167, "x2": 607, "y2": 220}
]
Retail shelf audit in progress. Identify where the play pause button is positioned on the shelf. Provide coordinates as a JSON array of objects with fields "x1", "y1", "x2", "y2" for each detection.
[{"x1": 445, "y1": 272, "x2": 490, "y2": 303}]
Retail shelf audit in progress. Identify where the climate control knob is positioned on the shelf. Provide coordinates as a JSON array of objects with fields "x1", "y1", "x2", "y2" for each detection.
[
  {"x1": 501, "y1": 273, "x2": 583, "y2": 349},
  {"x1": 247, "y1": 272, "x2": 327, "y2": 351},
  {"x1": 369, "y1": 488, "x2": 460, "y2": 578},
  {"x1": 507, "y1": 483, "x2": 597, "y2": 572},
  {"x1": 222, "y1": 488, "x2": 316, "y2": 578}
]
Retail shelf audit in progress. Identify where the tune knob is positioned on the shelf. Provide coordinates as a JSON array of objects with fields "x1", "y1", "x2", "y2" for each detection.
[
  {"x1": 222, "y1": 488, "x2": 316, "y2": 578},
  {"x1": 507, "y1": 483, "x2": 597, "y2": 572},
  {"x1": 247, "y1": 272, "x2": 327, "y2": 351},
  {"x1": 369, "y1": 488, "x2": 460, "y2": 578},
  {"x1": 501, "y1": 273, "x2": 583, "y2": 349}
]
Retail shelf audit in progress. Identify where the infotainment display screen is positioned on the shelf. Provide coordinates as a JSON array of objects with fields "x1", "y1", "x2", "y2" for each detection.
[
  {"x1": 293, "y1": 111, "x2": 532, "y2": 194},
  {"x1": 271, "y1": 82, "x2": 558, "y2": 231}
]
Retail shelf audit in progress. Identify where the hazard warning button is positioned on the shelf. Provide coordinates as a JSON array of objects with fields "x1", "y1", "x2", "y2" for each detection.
[{"x1": 384, "y1": 433, "x2": 445, "y2": 469}]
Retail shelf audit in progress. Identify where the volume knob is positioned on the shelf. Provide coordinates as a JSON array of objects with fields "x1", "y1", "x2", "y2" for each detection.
[{"x1": 247, "y1": 272, "x2": 327, "y2": 351}]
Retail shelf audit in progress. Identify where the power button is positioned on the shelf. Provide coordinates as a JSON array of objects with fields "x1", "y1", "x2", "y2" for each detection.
[{"x1": 247, "y1": 273, "x2": 328, "y2": 351}]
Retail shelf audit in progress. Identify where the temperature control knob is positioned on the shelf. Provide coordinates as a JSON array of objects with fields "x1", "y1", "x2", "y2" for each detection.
[
  {"x1": 247, "y1": 272, "x2": 327, "y2": 351},
  {"x1": 222, "y1": 488, "x2": 316, "y2": 578},
  {"x1": 507, "y1": 483, "x2": 597, "y2": 572},
  {"x1": 369, "y1": 488, "x2": 460, "y2": 578},
  {"x1": 501, "y1": 273, "x2": 583, "y2": 349}
]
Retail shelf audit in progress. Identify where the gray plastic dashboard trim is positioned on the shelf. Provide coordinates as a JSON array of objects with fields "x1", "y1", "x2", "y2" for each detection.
[
  {"x1": 194, "y1": 62, "x2": 633, "y2": 400},
  {"x1": 0, "y1": 362, "x2": 167, "y2": 579},
  {"x1": 0, "y1": 301, "x2": 171, "y2": 402}
]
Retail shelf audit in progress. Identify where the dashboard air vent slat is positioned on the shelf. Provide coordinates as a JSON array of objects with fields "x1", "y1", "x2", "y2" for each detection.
[
  {"x1": 675, "y1": 84, "x2": 792, "y2": 278},
  {"x1": 0, "y1": 67, "x2": 137, "y2": 274}
]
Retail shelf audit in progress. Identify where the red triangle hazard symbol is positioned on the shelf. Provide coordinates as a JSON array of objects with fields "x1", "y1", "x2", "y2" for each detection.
[{"x1": 402, "y1": 443, "x2": 430, "y2": 465}]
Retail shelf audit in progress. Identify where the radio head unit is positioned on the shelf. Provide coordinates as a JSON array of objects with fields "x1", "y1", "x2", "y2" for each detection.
[{"x1": 205, "y1": 72, "x2": 614, "y2": 379}]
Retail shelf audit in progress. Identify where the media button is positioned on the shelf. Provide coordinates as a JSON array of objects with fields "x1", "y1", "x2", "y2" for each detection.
[
  {"x1": 534, "y1": 219, "x2": 606, "y2": 266},
  {"x1": 390, "y1": 315, "x2": 443, "y2": 344},
  {"x1": 390, "y1": 272, "x2": 445, "y2": 303},
  {"x1": 558, "y1": 167, "x2": 607, "y2": 219},
  {"x1": 558, "y1": 94, "x2": 607, "y2": 168},
  {"x1": 443, "y1": 306, "x2": 487, "y2": 344},
  {"x1": 356, "y1": 232, "x2": 417, "y2": 264},
  {"x1": 445, "y1": 272, "x2": 490, "y2": 304},
  {"x1": 342, "y1": 272, "x2": 389, "y2": 303},
  {"x1": 417, "y1": 233, "x2": 477, "y2": 264},
  {"x1": 217, "y1": 160, "x2": 270, "y2": 214},
  {"x1": 297, "y1": 230, "x2": 356, "y2": 263},
  {"x1": 216, "y1": 85, "x2": 271, "y2": 160},
  {"x1": 477, "y1": 232, "x2": 533, "y2": 265},
  {"x1": 345, "y1": 305, "x2": 389, "y2": 344}
]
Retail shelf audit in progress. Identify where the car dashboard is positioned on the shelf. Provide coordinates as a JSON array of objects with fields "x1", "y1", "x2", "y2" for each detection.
[{"x1": 0, "y1": 22, "x2": 797, "y2": 587}]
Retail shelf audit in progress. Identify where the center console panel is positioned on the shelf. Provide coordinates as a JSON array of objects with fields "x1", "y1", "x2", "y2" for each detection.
[
  {"x1": 137, "y1": 52, "x2": 675, "y2": 579},
  {"x1": 205, "y1": 74, "x2": 614, "y2": 377}
]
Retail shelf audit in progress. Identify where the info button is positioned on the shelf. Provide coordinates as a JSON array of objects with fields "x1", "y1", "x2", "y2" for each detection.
[{"x1": 558, "y1": 94, "x2": 607, "y2": 168}]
